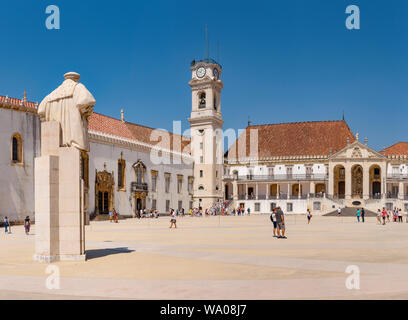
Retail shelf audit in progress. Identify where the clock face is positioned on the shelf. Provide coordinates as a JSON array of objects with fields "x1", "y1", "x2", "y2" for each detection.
[
  {"x1": 213, "y1": 68, "x2": 219, "y2": 79},
  {"x1": 196, "y1": 67, "x2": 206, "y2": 78}
]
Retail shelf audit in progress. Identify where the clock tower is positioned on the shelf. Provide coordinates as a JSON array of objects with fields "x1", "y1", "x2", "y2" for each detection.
[{"x1": 188, "y1": 59, "x2": 224, "y2": 210}]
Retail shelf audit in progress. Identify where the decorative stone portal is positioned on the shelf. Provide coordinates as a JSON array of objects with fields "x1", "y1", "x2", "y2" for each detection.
[
  {"x1": 95, "y1": 167, "x2": 115, "y2": 215},
  {"x1": 352, "y1": 165, "x2": 363, "y2": 198},
  {"x1": 333, "y1": 165, "x2": 345, "y2": 197}
]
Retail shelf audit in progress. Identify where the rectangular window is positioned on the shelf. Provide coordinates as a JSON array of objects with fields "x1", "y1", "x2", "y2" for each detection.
[
  {"x1": 270, "y1": 203, "x2": 276, "y2": 211},
  {"x1": 118, "y1": 159, "x2": 126, "y2": 190},
  {"x1": 254, "y1": 203, "x2": 260, "y2": 212},
  {"x1": 200, "y1": 170, "x2": 203, "y2": 178},
  {"x1": 200, "y1": 156, "x2": 203, "y2": 164},
  {"x1": 404, "y1": 203, "x2": 408, "y2": 212},
  {"x1": 313, "y1": 202, "x2": 321, "y2": 211},
  {"x1": 165, "y1": 200, "x2": 170, "y2": 212},
  {"x1": 385, "y1": 202, "x2": 393, "y2": 211},
  {"x1": 178, "y1": 200, "x2": 183, "y2": 211},
  {"x1": 200, "y1": 142, "x2": 203, "y2": 150},
  {"x1": 287, "y1": 203, "x2": 293, "y2": 212},
  {"x1": 151, "y1": 170, "x2": 158, "y2": 192},
  {"x1": 152, "y1": 199, "x2": 157, "y2": 210},
  {"x1": 177, "y1": 175, "x2": 183, "y2": 193},
  {"x1": 286, "y1": 166, "x2": 293, "y2": 178},
  {"x1": 165, "y1": 173, "x2": 171, "y2": 193}
]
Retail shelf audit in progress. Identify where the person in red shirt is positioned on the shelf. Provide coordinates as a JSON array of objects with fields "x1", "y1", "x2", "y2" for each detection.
[{"x1": 381, "y1": 207, "x2": 387, "y2": 225}]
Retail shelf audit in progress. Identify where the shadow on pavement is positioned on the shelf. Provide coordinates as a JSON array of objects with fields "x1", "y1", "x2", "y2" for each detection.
[{"x1": 86, "y1": 247, "x2": 135, "y2": 260}]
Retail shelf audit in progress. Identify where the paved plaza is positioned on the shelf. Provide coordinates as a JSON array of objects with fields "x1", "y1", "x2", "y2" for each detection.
[{"x1": 0, "y1": 215, "x2": 407, "y2": 299}]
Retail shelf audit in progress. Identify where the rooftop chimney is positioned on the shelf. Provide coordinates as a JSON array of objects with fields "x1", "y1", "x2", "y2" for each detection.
[
  {"x1": 121, "y1": 109, "x2": 124, "y2": 122},
  {"x1": 355, "y1": 132, "x2": 359, "y2": 141},
  {"x1": 364, "y1": 137, "x2": 368, "y2": 145}
]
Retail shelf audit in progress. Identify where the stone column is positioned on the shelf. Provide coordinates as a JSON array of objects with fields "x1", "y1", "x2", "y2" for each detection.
[
  {"x1": 345, "y1": 163, "x2": 352, "y2": 200},
  {"x1": 232, "y1": 180, "x2": 238, "y2": 208},
  {"x1": 245, "y1": 183, "x2": 248, "y2": 200},
  {"x1": 255, "y1": 184, "x2": 258, "y2": 200},
  {"x1": 398, "y1": 181, "x2": 404, "y2": 200},
  {"x1": 310, "y1": 181, "x2": 315, "y2": 195},
  {"x1": 277, "y1": 184, "x2": 280, "y2": 200},
  {"x1": 363, "y1": 165, "x2": 370, "y2": 200},
  {"x1": 266, "y1": 183, "x2": 269, "y2": 200},
  {"x1": 287, "y1": 183, "x2": 290, "y2": 200},
  {"x1": 328, "y1": 163, "x2": 334, "y2": 196}
]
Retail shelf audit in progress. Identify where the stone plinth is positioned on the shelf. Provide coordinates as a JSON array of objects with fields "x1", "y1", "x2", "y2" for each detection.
[{"x1": 34, "y1": 121, "x2": 86, "y2": 262}]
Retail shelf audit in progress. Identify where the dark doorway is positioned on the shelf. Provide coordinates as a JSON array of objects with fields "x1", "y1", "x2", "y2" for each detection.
[
  {"x1": 372, "y1": 182, "x2": 381, "y2": 195},
  {"x1": 98, "y1": 191, "x2": 109, "y2": 214},
  {"x1": 136, "y1": 198, "x2": 142, "y2": 211},
  {"x1": 338, "y1": 181, "x2": 345, "y2": 196},
  {"x1": 225, "y1": 185, "x2": 229, "y2": 200}
]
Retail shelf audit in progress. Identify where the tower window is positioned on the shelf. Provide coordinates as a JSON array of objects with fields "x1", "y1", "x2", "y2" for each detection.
[
  {"x1": 213, "y1": 96, "x2": 217, "y2": 110},
  {"x1": 200, "y1": 170, "x2": 203, "y2": 178},
  {"x1": 199, "y1": 92, "x2": 206, "y2": 109}
]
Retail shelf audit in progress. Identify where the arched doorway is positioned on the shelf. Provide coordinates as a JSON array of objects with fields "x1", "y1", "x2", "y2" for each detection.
[
  {"x1": 95, "y1": 168, "x2": 115, "y2": 214},
  {"x1": 352, "y1": 165, "x2": 363, "y2": 198},
  {"x1": 369, "y1": 165, "x2": 381, "y2": 197},
  {"x1": 333, "y1": 165, "x2": 345, "y2": 198}
]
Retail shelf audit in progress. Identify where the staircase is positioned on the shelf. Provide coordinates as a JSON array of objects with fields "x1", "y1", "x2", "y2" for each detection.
[{"x1": 324, "y1": 207, "x2": 377, "y2": 217}]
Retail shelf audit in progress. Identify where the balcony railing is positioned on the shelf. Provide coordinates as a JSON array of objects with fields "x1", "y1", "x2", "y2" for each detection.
[
  {"x1": 131, "y1": 182, "x2": 148, "y2": 193},
  {"x1": 387, "y1": 174, "x2": 408, "y2": 180},
  {"x1": 225, "y1": 174, "x2": 328, "y2": 181}
]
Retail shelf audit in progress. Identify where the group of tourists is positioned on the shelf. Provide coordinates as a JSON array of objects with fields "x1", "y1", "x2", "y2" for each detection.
[
  {"x1": 376, "y1": 207, "x2": 407, "y2": 225},
  {"x1": 108, "y1": 208, "x2": 120, "y2": 223},
  {"x1": 3, "y1": 216, "x2": 31, "y2": 235},
  {"x1": 229, "y1": 207, "x2": 251, "y2": 216},
  {"x1": 135, "y1": 209, "x2": 159, "y2": 219},
  {"x1": 270, "y1": 207, "x2": 287, "y2": 239}
]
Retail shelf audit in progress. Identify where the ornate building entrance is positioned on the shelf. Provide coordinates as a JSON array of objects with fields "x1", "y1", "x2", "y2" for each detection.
[
  {"x1": 351, "y1": 165, "x2": 363, "y2": 198},
  {"x1": 95, "y1": 167, "x2": 115, "y2": 214}
]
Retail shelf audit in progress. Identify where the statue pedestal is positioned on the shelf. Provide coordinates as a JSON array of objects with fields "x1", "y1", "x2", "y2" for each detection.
[{"x1": 34, "y1": 122, "x2": 86, "y2": 262}]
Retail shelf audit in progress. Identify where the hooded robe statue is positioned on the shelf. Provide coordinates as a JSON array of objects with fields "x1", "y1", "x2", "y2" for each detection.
[{"x1": 38, "y1": 72, "x2": 95, "y2": 152}]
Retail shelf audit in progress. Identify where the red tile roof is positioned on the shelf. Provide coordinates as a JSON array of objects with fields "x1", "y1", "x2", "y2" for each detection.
[
  {"x1": 0, "y1": 94, "x2": 38, "y2": 110},
  {"x1": 380, "y1": 142, "x2": 408, "y2": 156},
  {"x1": 0, "y1": 94, "x2": 190, "y2": 154},
  {"x1": 227, "y1": 120, "x2": 355, "y2": 159},
  {"x1": 88, "y1": 112, "x2": 191, "y2": 154}
]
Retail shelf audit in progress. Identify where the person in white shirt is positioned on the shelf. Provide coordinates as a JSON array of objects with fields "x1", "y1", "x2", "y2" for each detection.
[
  {"x1": 337, "y1": 207, "x2": 342, "y2": 216},
  {"x1": 169, "y1": 209, "x2": 177, "y2": 229}
]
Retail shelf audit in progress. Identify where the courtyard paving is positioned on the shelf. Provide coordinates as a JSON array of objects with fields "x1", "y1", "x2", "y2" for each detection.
[{"x1": 0, "y1": 214, "x2": 407, "y2": 299}]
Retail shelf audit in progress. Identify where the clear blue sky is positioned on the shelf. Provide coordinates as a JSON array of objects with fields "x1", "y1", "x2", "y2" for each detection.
[{"x1": 0, "y1": 0, "x2": 407, "y2": 151}]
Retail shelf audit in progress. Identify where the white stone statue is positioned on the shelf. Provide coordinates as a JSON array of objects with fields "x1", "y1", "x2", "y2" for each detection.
[{"x1": 38, "y1": 72, "x2": 95, "y2": 152}]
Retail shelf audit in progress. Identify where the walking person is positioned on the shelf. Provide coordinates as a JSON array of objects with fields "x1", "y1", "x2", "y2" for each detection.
[
  {"x1": 270, "y1": 208, "x2": 278, "y2": 237},
  {"x1": 306, "y1": 209, "x2": 312, "y2": 224},
  {"x1": 382, "y1": 207, "x2": 387, "y2": 225},
  {"x1": 4, "y1": 216, "x2": 10, "y2": 234},
  {"x1": 275, "y1": 207, "x2": 287, "y2": 239},
  {"x1": 247, "y1": 207, "x2": 251, "y2": 216},
  {"x1": 24, "y1": 216, "x2": 31, "y2": 235},
  {"x1": 113, "y1": 208, "x2": 118, "y2": 223},
  {"x1": 356, "y1": 208, "x2": 360, "y2": 223},
  {"x1": 398, "y1": 209, "x2": 403, "y2": 223},
  {"x1": 109, "y1": 210, "x2": 113, "y2": 222},
  {"x1": 337, "y1": 207, "x2": 342, "y2": 216},
  {"x1": 169, "y1": 209, "x2": 177, "y2": 229},
  {"x1": 361, "y1": 208, "x2": 365, "y2": 223},
  {"x1": 376, "y1": 209, "x2": 382, "y2": 224}
]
